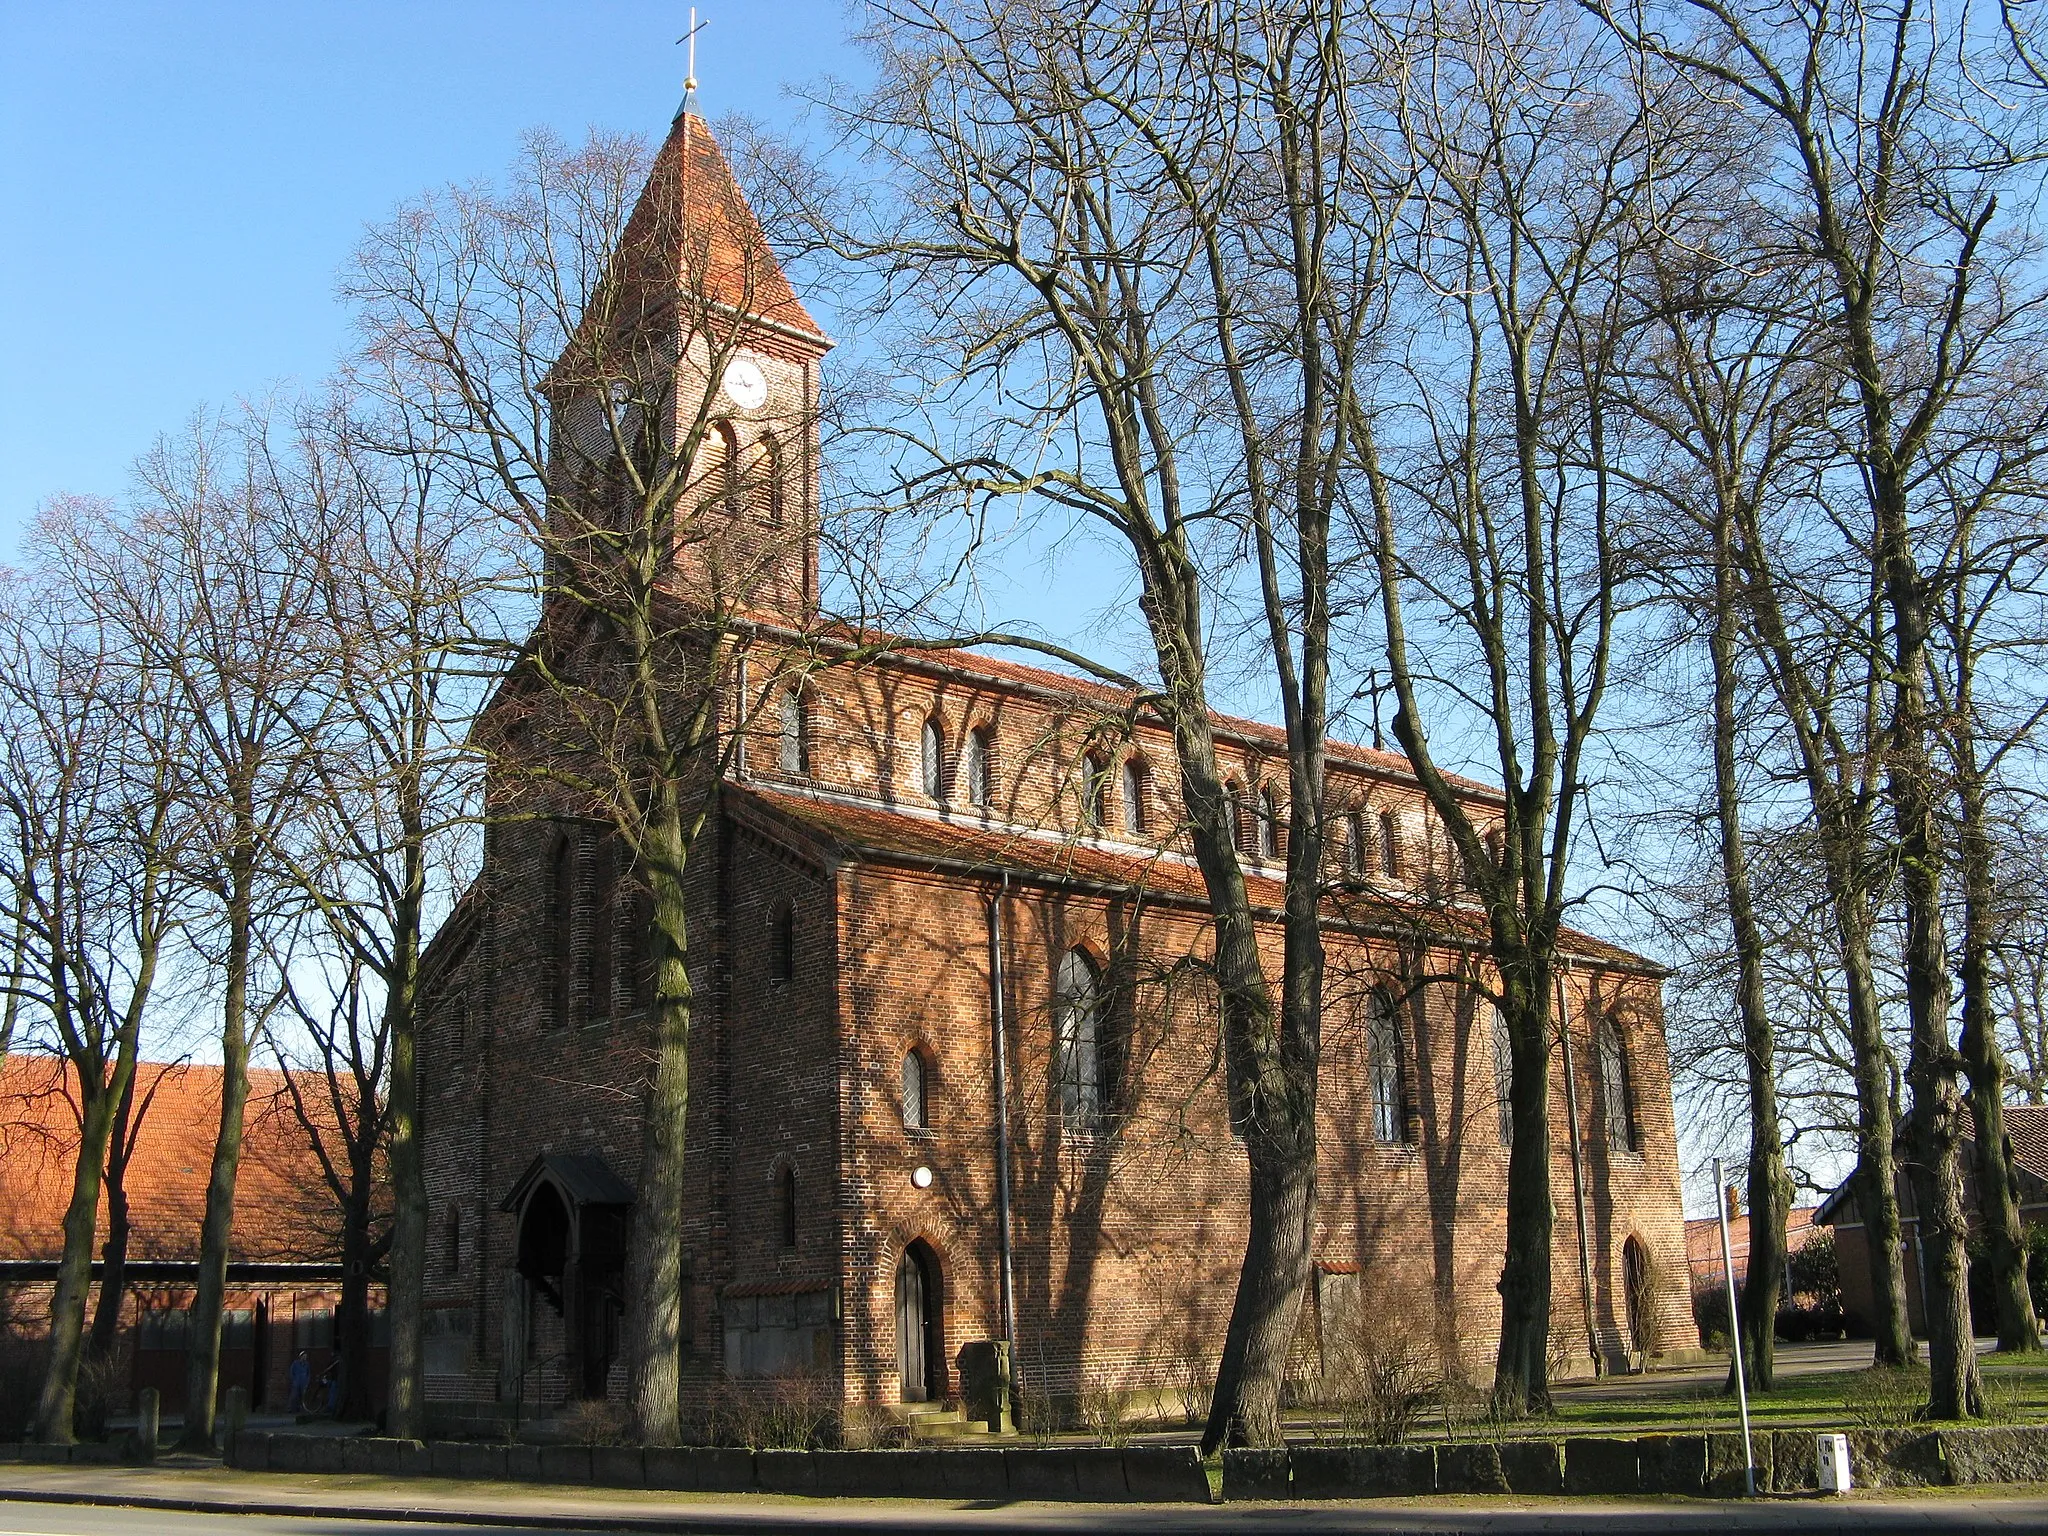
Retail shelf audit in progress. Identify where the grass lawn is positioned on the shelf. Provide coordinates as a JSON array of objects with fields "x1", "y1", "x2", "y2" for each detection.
[{"x1": 1529, "y1": 1353, "x2": 2048, "y2": 1439}]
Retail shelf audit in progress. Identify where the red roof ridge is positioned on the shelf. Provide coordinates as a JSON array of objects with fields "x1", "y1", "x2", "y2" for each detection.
[{"x1": 729, "y1": 782, "x2": 1658, "y2": 972}]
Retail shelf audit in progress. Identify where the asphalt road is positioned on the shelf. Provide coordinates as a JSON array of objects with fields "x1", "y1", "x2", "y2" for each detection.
[{"x1": 8, "y1": 1492, "x2": 2048, "y2": 1536}]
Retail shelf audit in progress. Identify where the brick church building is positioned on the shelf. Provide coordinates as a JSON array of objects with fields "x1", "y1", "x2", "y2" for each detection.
[{"x1": 417, "y1": 105, "x2": 1691, "y2": 1424}]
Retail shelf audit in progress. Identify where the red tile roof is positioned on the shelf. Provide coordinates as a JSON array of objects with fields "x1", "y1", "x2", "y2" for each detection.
[
  {"x1": 0, "y1": 1056, "x2": 344, "y2": 1265},
  {"x1": 730, "y1": 783, "x2": 1656, "y2": 971},
  {"x1": 2008, "y1": 1105, "x2": 2048, "y2": 1185}
]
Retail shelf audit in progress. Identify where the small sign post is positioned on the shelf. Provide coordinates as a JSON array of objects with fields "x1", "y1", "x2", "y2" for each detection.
[{"x1": 1714, "y1": 1157, "x2": 1757, "y2": 1496}]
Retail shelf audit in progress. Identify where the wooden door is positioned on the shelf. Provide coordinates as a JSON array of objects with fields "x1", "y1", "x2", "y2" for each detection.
[{"x1": 896, "y1": 1252, "x2": 926, "y2": 1402}]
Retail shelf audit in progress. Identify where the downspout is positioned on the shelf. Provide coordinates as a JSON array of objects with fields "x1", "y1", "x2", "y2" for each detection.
[
  {"x1": 986, "y1": 876, "x2": 1017, "y2": 1360},
  {"x1": 1557, "y1": 960, "x2": 1601, "y2": 1376}
]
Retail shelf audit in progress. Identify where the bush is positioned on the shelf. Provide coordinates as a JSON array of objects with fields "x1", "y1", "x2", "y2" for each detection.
[
  {"x1": 1077, "y1": 1379, "x2": 1136, "y2": 1448},
  {"x1": 1843, "y1": 1364, "x2": 1928, "y2": 1429},
  {"x1": 556, "y1": 1398, "x2": 628, "y2": 1446},
  {"x1": 2025, "y1": 1223, "x2": 2048, "y2": 1322},
  {"x1": 1315, "y1": 1321, "x2": 1438, "y2": 1447},
  {"x1": 702, "y1": 1371, "x2": 839, "y2": 1449}
]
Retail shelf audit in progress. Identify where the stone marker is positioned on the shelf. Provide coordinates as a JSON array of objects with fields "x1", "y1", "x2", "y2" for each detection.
[
  {"x1": 223, "y1": 1386, "x2": 249, "y2": 1451},
  {"x1": 1817, "y1": 1432, "x2": 1850, "y2": 1494},
  {"x1": 135, "y1": 1389, "x2": 159, "y2": 1464}
]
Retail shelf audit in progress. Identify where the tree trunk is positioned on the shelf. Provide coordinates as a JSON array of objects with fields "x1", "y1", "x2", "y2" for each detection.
[
  {"x1": 1955, "y1": 718, "x2": 2041, "y2": 1352},
  {"x1": 85, "y1": 1068, "x2": 140, "y2": 1366},
  {"x1": 1837, "y1": 898, "x2": 1915, "y2": 1369},
  {"x1": 382, "y1": 847, "x2": 428, "y2": 1438},
  {"x1": 623, "y1": 782, "x2": 693, "y2": 1445},
  {"x1": 1710, "y1": 505, "x2": 1789, "y2": 1393},
  {"x1": 32, "y1": 1074, "x2": 120, "y2": 1444},
  {"x1": 1492, "y1": 968, "x2": 1555, "y2": 1413},
  {"x1": 335, "y1": 1178, "x2": 375, "y2": 1422},
  {"x1": 1202, "y1": 1125, "x2": 1316, "y2": 1448},
  {"x1": 180, "y1": 841, "x2": 255, "y2": 1450}
]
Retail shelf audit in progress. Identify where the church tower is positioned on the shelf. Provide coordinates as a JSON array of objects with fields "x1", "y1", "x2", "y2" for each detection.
[{"x1": 546, "y1": 110, "x2": 831, "y2": 626}]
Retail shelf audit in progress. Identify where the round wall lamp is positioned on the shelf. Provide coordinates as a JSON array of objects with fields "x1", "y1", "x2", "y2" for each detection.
[{"x1": 911, "y1": 1166, "x2": 934, "y2": 1189}]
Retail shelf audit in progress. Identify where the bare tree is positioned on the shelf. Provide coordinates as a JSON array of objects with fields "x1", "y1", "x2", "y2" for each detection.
[
  {"x1": 816, "y1": 0, "x2": 1413, "y2": 1445},
  {"x1": 258, "y1": 389, "x2": 508, "y2": 1427},
  {"x1": 1346, "y1": 0, "x2": 1695, "y2": 1410},
  {"x1": 1596, "y1": 0, "x2": 2048, "y2": 1417},
  {"x1": 0, "y1": 514, "x2": 186, "y2": 1443},
  {"x1": 66, "y1": 416, "x2": 331, "y2": 1449}
]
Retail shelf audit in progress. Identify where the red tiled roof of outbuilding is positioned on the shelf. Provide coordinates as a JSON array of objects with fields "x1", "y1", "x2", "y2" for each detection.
[{"x1": 0, "y1": 1056, "x2": 341, "y2": 1265}]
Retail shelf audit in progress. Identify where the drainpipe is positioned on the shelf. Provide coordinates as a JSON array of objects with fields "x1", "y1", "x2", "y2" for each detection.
[
  {"x1": 986, "y1": 876, "x2": 1018, "y2": 1361},
  {"x1": 1556, "y1": 961, "x2": 1601, "y2": 1376}
]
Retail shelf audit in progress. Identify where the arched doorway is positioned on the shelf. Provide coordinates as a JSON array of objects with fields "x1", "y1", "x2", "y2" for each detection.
[
  {"x1": 504, "y1": 1155, "x2": 632, "y2": 1403},
  {"x1": 1621, "y1": 1236, "x2": 1652, "y2": 1369},
  {"x1": 896, "y1": 1241, "x2": 944, "y2": 1403}
]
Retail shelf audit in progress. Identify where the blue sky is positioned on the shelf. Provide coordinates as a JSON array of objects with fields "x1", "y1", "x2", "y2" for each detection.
[{"x1": 0, "y1": 1, "x2": 864, "y2": 545}]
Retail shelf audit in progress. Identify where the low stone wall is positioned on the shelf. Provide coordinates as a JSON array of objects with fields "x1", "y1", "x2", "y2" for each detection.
[
  {"x1": 222, "y1": 1432, "x2": 1213, "y2": 1502},
  {"x1": 1225, "y1": 1425, "x2": 2048, "y2": 1498},
  {"x1": 23, "y1": 1421, "x2": 2034, "y2": 1502}
]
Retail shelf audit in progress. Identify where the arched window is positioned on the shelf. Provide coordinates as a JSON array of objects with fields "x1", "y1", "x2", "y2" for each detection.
[
  {"x1": 710, "y1": 419, "x2": 740, "y2": 512},
  {"x1": 1368, "y1": 988, "x2": 1408, "y2": 1145},
  {"x1": 1378, "y1": 810, "x2": 1401, "y2": 876},
  {"x1": 779, "y1": 1165, "x2": 798, "y2": 1248},
  {"x1": 1121, "y1": 759, "x2": 1146, "y2": 835},
  {"x1": 548, "y1": 831, "x2": 575, "y2": 1031},
  {"x1": 588, "y1": 835, "x2": 614, "y2": 1018},
  {"x1": 1054, "y1": 949, "x2": 1103, "y2": 1128},
  {"x1": 769, "y1": 900, "x2": 796, "y2": 983},
  {"x1": 902, "y1": 1049, "x2": 929, "y2": 1130},
  {"x1": 921, "y1": 717, "x2": 946, "y2": 800},
  {"x1": 1345, "y1": 811, "x2": 1367, "y2": 878},
  {"x1": 964, "y1": 726, "x2": 993, "y2": 808},
  {"x1": 1257, "y1": 787, "x2": 1282, "y2": 859},
  {"x1": 1081, "y1": 753, "x2": 1108, "y2": 831},
  {"x1": 1225, "y1": 781, "x2": 1248, "y2": 852},
  {"x1": 759, "y1": 433, "x2": 785, "y2": 525},
  {"x1": 1598, "y1": 1018, "x2": 1635, "y2": 1152},
  {"x1": 779, "y1": 684, "x2": 807, "y2": 776},
  {"x1": 444, "y1": 1204, "x2": 462, "y2": 1275},
  {"x1": 1490, "y1": 1003, "x2": 1514, "y2": 1146}
]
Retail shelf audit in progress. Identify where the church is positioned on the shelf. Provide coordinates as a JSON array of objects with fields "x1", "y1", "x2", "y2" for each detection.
[{"x1": 415, "y1": 104, "x2": 1691, "y2": 1427}]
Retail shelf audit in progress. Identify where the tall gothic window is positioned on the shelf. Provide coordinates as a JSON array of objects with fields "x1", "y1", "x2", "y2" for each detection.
[
  {"x1": 779, "y1": 685, "x2": 807, "y2": 776},
  {"x1": 1121, "y1": 759, "x2": 1146, "y2": 835},
  {"x1": 1055, "y1": 949, "x2": 1103, "y2": 1128},
  {"x1": 902, "y1": 1049, "x2": 928, "y2": 1130},
  {"x1": 921, "y1": 717, "x2": 946, "y2": 800},
  {"x1": 769, "y1": 900, "x2": 796, "y2": 983},
  {"x1": 1598, "y1": 1018, "x2": 1635, "y2": 1152},
  {"x1": 1368, "y1": 988, "x2": 1408, "y2": 1145},
  {"x1": 1490, "y1": 1003, "x2": 1514, "y2": 1146},
  {"x1": 1081, "y1": 753, "x2": 1108, "y2": 831},
  {"x1": 1345, "y1": 811, "x2": 1367, "y2": 877},
  {"x1": 1225, "y1": 782, "x2": 1248, "y2": 852},
  {"x1": 965, "y1": 726, "x2": 993, "y2": 808},
  {"x1": 1257, "y1": 787, "x2": 1282, "y2": 858},
  {"x1": 1378, "y1": 810, "x2": 1401, "y2": 876},
  {"x1": 779, "y1": 1165, "x2": 798, "y2": 1248},
  {"x1": 548, "y1": 830, "x2": 575, "y2": 1031},
  {"x1": 759, "y1": 433, "x2": 785, "y2": 524}
]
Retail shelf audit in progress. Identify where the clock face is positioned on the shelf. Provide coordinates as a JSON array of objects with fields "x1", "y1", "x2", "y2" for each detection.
[{"x1": 722, "y1": 357, "x2": 768, "y2": 411}]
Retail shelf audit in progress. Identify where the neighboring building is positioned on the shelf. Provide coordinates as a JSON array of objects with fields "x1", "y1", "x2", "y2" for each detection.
[
  {"x1": 416, "y1": 106, "x2": 1693, "y2": 1423},
  {"x1": 1684, "y1": 1196, "x2": 1822, "y2": 1302},
  {"x1": 0, "y1": 1054, "x2": 379, "y2": 1415},
  {"x1": 1817, "y1": 1107, "x2": 2048, "y2": 1337}
]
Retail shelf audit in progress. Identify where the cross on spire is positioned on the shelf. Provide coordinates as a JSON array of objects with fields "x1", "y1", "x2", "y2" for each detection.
[{"x1": 677, "y1": 8, "x2": 708, "y2": 106}]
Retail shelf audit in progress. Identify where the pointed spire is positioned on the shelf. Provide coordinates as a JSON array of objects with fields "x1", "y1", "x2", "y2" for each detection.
[{"x1": 616, "y1": 110, "x2": 828, "y2": 348}]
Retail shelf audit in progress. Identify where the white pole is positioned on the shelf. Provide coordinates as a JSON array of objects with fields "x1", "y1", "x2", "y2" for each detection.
[{"x1": 1715, "y1": 1157, "x2": 1757, "y2": 1496}]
